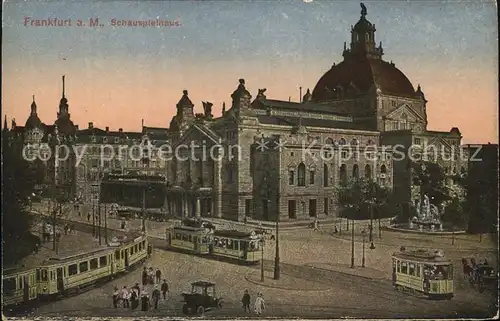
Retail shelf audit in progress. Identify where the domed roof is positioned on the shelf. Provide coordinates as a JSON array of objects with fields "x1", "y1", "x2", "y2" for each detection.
[
  {"x1": 54, "y1": 117, "x2": 76, "y2": 135},
  {"x1": 25, "y1": 114, "x2": 44, "y2": 129},
  {"x1": 311, "y1": 57, "x2": 417, "y2": 101}
]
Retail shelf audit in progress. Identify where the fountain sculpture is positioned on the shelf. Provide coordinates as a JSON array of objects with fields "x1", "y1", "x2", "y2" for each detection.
[{"x1": 411, "y1": 194, "x2": 443, "y2": 231}]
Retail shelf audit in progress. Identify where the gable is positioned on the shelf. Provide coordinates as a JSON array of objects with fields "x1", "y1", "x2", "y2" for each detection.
[
  {"x1": 386, "y1": 104, "x2": 424, "y2": 122},
  {"x1": 175, "y1": 123, "x2": 221, "y2": 148}
]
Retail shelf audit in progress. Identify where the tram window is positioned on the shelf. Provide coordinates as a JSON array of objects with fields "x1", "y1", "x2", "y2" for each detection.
[
  {"x1": 409, "y1": 263, "x2": 415, "y2": 276},
  {"x1": 233, "y1": 241, "x2": 239, "y2": 251},
  {"x1": 227, "y1": 239, "x2": 232, "y2": 248},
  {"x1": 401, "y1": 262, "x2": 408, "y2": 274},
  {"x1": 175, "y1": 233, "x2": 182, "y2": 240},
  {"x1": 100, "y1": 256, "x2": 107, "y2": 267},
  {"x1": 135, "y1": 244, "x2": 138, "y2": 253},
  {"x1": 68, "y1": 264, "x2": 78, "y2": 276},
  {"x1": 182, "y1": 234, "x2": 189, "y2": 241},
  {"x1": 213, "y1": 237, "x2": 219, "y2": 246},
  {"x1": 3, "y1": 278, "x2": 16, "y2": 292},
  {"x1": 142, "y1": 241, "x2": 146, "y2": 248},
  {"x1": 416, "y1": 264, "x2": 421, "y2": 277},
  {"x1": 201, "y1": 237, "x2": 207, "y2": 244},
  {"x1": 50, "y1": 271, "x2": 55, "y2": 280},
  {"x1": 90, "y1": 258, "x2": 98, "y2": 270},
  {"x1": 19, "y1": 277, "x2": 24, "y2": 289},
  {"x1": 433, "y1": 265, "x2": 452, "y2": 280},
  {"x1": 188, "y1": 235, "x2": 192, "y2": 242},
  {"x1": 396, "y1": 261, "x2": 401, "y2": 273},
  {"x1": 36, "y1": 269, "x2": 40, "y2": 281},
  {"x1": 193, "y1": 236, "x2": 198, "y2": 244},
  {"x1": 240, "y1": 241, "x2": 248, "y2": 251},
  {"x1": 79, "y1": 261, "x2": 89, "y2": 273},
  {"x1": 130, "y1": 246, "x2": 134, "y2": 255},
  {"x1": 115, "y1": 250, "x2": 120, "y2": 260}
]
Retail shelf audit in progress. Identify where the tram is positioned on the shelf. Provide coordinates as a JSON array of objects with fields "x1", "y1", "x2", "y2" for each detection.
[
  {"x1": 166, "y1": 224, "x2": 262, "y2": 264},
  {"x1": 2, "y1": 232, "x2": 150, "y2": 308},
  {"x1": 392, "y1": 248, "x2": 454, "y2": 300}
]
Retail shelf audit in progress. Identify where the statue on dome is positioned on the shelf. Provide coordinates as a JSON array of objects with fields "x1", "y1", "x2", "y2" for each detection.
[{"x1": 360, "y1": 3, "x2": 367, "y2": 17}]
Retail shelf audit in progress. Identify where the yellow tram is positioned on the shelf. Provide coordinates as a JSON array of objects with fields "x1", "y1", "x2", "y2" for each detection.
[
  {"x1": 2, "y1": 232, "x2": 150, "y2": 308},
  {"x1": 2, "y1": 267, "x2": 38, "y2": 307},
  {"x1": 167, "y1": 225, "x2": 213, "y2": 254},
  {"x1": 211, "y1": 230, "x2": 261, "y2": 264},
  {"x1": 392, "y1": 248, "x2": 453, "y2": 299}
]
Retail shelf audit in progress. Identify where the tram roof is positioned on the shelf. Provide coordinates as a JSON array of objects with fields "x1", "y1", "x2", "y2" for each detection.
[
  {"x1": 43, "y1": 247, "x2": 112, "y2": 266},
  {"x1": 213, "y1": 230, "x2": 258, "y2": 239},
  {"x1": 392, "y1": 249, "x2": 451, "y2": 264},
  {"x1": 173, "y1": 226, "x2": 208, "y2": 232},
  {"x1": 3, "y1": 266, "x2": 36, "y2": 277}
]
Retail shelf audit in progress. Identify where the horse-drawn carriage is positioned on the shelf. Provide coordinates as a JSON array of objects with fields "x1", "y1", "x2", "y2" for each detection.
[{"x1": 462, "y1": 258, "x2": 497, "y2": 293}]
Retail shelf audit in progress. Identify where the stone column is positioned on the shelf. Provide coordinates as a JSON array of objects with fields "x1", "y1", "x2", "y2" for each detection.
[{"x1": 196, "y1": 198, "x2": 201, "y2": 218}]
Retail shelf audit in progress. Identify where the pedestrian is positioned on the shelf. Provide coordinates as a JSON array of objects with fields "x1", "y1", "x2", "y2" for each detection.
[
  {"x1": 254, "y1": 292, "x2": 265, "y2": 315},
  {"x1": 133, "y1": 282, "x2": 141, "y2": 296},
  {"x1": 112, "y1": 286, "x2": 119, "y2": 308},
  {"x1": 149, "y1": 267, "x2": 155, "y2": 284},
  {"x1": 152, "y1": 285, "x2": 161, "y2": 309},
  {"x1": 87, "y1": 213, "x2": 91, "y2": 222},
  {"x1": 155, "y1": 268, "x2": 162, "y2": 284},
  {"x1": 241, "y1": 289, "x2": 251, "y2": 313},
  {"x1": 130, "y1": 287, "x2": 139, "y2": 310},
  {"x1": 141, "y1": 288, "x2": 150, "y2": 311},
  {"x1": 161, "y1": 279, "x2": 169, "y2": 300},
  {"x1": 142, "y1": 267, "x2": 148, "y2": 286},
  {"x1": 121, "y1": 286, "x2": 130, "y2": 308}
]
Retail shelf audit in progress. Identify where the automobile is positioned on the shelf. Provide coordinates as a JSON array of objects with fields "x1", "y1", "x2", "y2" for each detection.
[
  {"x1": 181, "y1": 281, "x2": 223, "y2": 316},
  {"x1": 476, "y1": 264, "x2": 497, "y2": 293}
]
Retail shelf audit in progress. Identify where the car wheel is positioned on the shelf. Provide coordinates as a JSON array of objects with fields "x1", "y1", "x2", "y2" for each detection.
[
  {"x1": 182, "y1": 304, "x2": 189, "y2": 315},
  {"x1": 196, "y1": 306, "x2": 205, "y2": 316}
]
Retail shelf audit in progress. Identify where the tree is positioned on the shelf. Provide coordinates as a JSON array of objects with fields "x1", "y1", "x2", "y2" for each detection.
[
  {"x1": 442, "y1": 196, "x2": 467, "y2": 229},
  {"x1": 335, "y1": 178, "x2": 394, "y2": 220},
  {"x1": 412, "y1": 161, "x2": 451, "y2": 206},
  {"x1": 2, "y1": 132, "x2": 43, "y2": 266}
]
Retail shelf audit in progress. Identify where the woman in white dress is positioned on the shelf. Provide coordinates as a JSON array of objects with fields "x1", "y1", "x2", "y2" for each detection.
[{"x1": 254, "y1": 292, "x2": 265, "y2": 315}]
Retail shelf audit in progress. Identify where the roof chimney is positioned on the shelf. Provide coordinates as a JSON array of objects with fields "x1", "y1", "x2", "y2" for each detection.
[
  {"x1": 88, "y1": 122, "x2": 93, "y2": 129},
  {"x1": 75, "y1": 125, "x2": 79, "y2": 130},
  {"x1": 105, "y1": 126, "x2": 109, "y2": 132},
  {"x1": 119, "y1": 128, "x2": 123, "y2": 133}
]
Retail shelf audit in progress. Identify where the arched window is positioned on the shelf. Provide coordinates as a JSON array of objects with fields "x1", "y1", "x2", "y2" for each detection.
[
  {"x1": 326, "y1": 138, "x2": 334, "y2": 145},
  {"x1": 323, "y1": 164, "x2": 329, "y2": 187},
  {"x1": 381, "y1": 165, "x2": 387, "y2": 174},
  {"x1": 364, "y1": 164, "x2": 372, "y2": 179},
  {"x1": 339, "y1": 164, "x2": 347, "y2": 186},
  {"x1": 297, "y1": 163, "x2": 306, "y2": 186},
  {"x1": 339, "y1": 138, "x2": 346, "y2": 145},
  {"x1": 352, "y1": 164, "x2": 359, "y2": 179},
  {"x1": 351, "y1": 139, "x2": 358, "y2": 146}
]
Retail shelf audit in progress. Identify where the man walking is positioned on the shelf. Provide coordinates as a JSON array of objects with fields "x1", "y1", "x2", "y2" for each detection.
[
  {"x1": 241, "y1": 290, "x2": 251, "y2": 313},
  {"x1": 152, "y1": 285, "x2": 161, "y2": 309},
  {"x1": 121, "y1": 286, "x2": 130, "y2": 308},
  {"x1": 161, "y1": 279, "x2": 169, "y2": 300},
  {"x1": 155, "y1": 268, "x2": 162, "y2": 284}
]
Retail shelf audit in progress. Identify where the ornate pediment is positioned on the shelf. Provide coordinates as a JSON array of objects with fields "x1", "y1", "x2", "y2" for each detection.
[
  {"x1": 174, "y1": 123, "x2": 221, "y2": 148},
  {"x1": 386, "y1": 103, "x2": 424, "y2": 122}
]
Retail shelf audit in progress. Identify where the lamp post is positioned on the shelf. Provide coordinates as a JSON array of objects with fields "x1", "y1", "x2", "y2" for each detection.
[
  {"x1": 92, "y1": 194, "x2": 96, "y2": 237},
  {"x1": 260, "y1": 238, "x2": 265, "y2": 282},
  {"x1": 142, "y1": 185, "x2": 147, "y2": 233},
  {"x1": 369, "y1": 200, "x2": 374, "y2": 242},
  {"x1": 98, "y1": 199, "x2": 102, "y2": 245},
  {"x1": 361, "y1": 229, "x2": 366, "y2": 267},
  {"x1": 104, "y1": 202, "x2": 108, "y2": 244},
  {"x1": 351, "y1": 218, "x2": 355, "y2": 268}
]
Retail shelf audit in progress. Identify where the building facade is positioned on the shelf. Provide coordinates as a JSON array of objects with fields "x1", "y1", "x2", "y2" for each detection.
[{"x1": 8, "y1": 4, "x2": 470, "y2": 222}]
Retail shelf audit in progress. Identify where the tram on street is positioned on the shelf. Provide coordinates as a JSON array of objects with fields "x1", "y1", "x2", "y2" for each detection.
[
  {"x1": 392, "y1": 248, "x2": 454, "y2": 300},
  {"x1": 166, "y1": 221, "x2": 262, "y2": 264},
  {"x1": 2, "y1": 232, "x2": 151, "y2": 308}
]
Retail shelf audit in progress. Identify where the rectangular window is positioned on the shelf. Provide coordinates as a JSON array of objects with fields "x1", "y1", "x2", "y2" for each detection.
[
  {"x1": 401, "y1": 262, "x2": 408, "y2": 274},
  {"x1": 309, "y1": 171, "x2": 315, "y2": 184},
  {"x1": 134, "y1": 244, "x2": 138, "y2": 253},
  {"x1": 69, "y1": 264, "x2": 78, "y2": 276},
  {"x1": 288, "y1": 200, "x2": 296, "y2": 219},
  {"x1": 79, "y1": 262, "x2": 89, "y2": 273},
  {"x1": 409, "y1": 263, "x2": 415, "y2": 276},
  {"x1": 36, "y1": 269, "x2": 40, "y2": 281},
  {"x1": 397, "y1": 261, "x2": 401, "y2": 273},
  {"x1": 245, "y1": 199, "x2": 253, "y2": 216},
  {"x1": 309, "y1": 199, "x2": 317, "y2": 217},
  {"x1": 90, "y1": 258, "x2": 98, "y2": 270},
  {"x1": 416, "y1": 264, "x2": 420, "y2": 277},
  {"x1": 19, "y1": 277, "x2": 24, "y2": 289},
  {"x1": 99, "y1": 256, "x2": 107, "y2": 267},
  {"x1": 414, "y1": 138, "x2": 421, "y2": 145},
  {"x1": 289, "y1": 171, "x2": 295, "y2": 185},
  {"x1": 115, "y1": 250, "x2": 120, "y2": 260}
]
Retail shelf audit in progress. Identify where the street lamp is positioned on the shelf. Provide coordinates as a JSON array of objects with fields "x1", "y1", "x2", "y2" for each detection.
[
  {"x1": 361, "y1": 229, "x2": 366, "y2": 267},
  {"x1": 260, "y1": 237, "x2": 265, "y2": 282},
  {"x1": 351, "y1": 218, "x2": 355, "y2": 268}
]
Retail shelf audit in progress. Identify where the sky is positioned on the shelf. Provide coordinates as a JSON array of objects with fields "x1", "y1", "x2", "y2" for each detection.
[{"x1": 2, "y1": 0, "x2": 498, "y2": 144}]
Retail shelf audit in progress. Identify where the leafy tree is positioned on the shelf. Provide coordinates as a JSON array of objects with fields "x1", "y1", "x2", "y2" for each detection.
[
  {"x1": 335, "y1": 178, "x2": 394, "y2": 220},
  {"x1": 2, "y1": 131, "x2": 43, "y2": 266},
  {"x1": 441, "y1": 196, "x2": 467, "y2": 229},
  {"x1": 412, "y1": 161, "x2": 451, "y2": 206}
]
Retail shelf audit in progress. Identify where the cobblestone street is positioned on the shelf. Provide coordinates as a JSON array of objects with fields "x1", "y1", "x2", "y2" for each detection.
[{"x1": 20, "y1": 202, "x2": 498, "y2": 318}]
